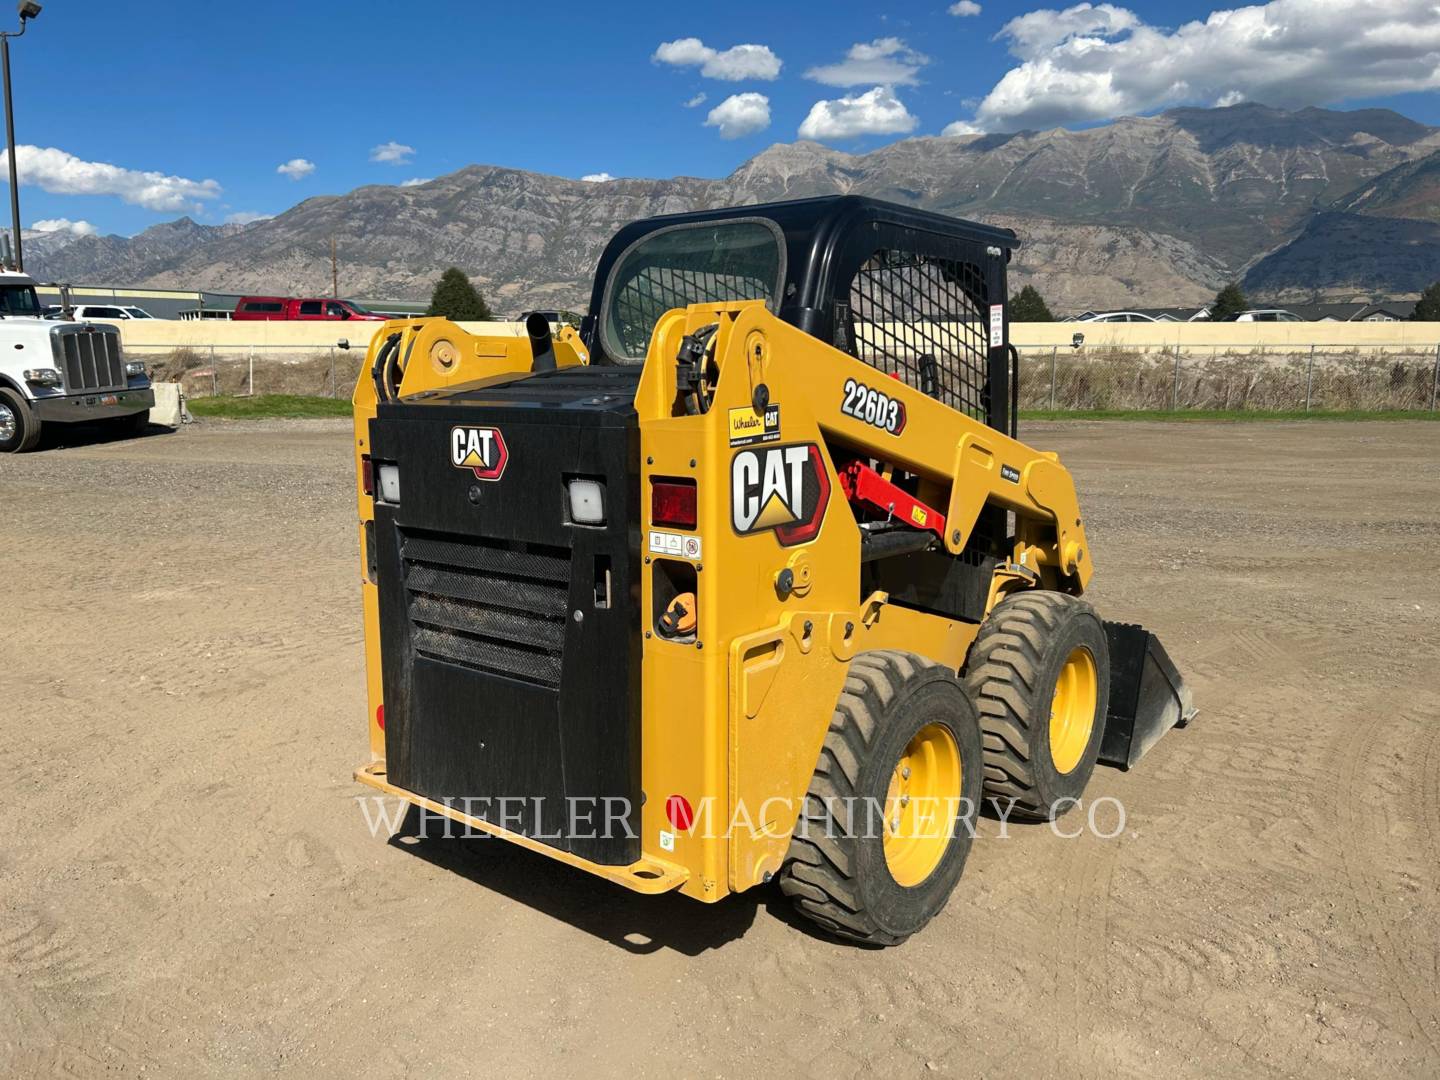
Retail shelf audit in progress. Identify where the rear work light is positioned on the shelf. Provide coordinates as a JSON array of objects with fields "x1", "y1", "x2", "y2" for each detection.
[{"x1": 651, "y1": 478, "x2": 697, "y2": 530}]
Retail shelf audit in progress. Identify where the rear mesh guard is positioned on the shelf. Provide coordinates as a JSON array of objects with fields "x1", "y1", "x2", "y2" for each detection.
[
  {"x1": 1098, "y1": 622, "x2": 1196, "y2": 771},
  {"x1": 401, "y1": 530, "x2": 571, "y2": 690}
]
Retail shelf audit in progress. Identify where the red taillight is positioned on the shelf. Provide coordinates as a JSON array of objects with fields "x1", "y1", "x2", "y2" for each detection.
[
  {"x1": 651, "y1": 479, "x2": 697, "y2": 530},
  {"x1": 376, "y1": 704, "x2": 385, "y2": 731},
  {"x1": 361, "y1": 455, "x2": 375, "y2": 497}
]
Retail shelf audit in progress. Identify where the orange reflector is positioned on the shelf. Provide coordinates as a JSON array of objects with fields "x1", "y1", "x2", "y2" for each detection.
[{"x1": 665, "y1": 794, "x2": 694, "y2": 831}]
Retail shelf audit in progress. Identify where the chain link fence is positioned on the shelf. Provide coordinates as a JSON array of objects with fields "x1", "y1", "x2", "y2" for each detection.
[
  {"x1": 1016, "y1": 343, "x2": 1440, "y2": 413},
  {"x1": 137, "y1": 344, "x2": 366, "y2": 399},
  {"x1": 135, "y1": 340, "x2": 1440, "y2": 414}
]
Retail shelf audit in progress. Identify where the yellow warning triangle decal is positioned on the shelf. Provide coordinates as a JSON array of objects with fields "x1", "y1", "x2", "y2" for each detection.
[
  {"x1": 753, "y1": 491, "x2": 799, "y2": 529},
  {"x1": 460, "y1": 448, "x2": 486, "y2": 468}
]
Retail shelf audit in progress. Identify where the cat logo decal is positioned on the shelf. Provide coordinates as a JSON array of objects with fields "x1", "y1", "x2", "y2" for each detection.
[
  {"x1": 450, "y1": 426, "x2": 509, "y2": 481},
  {"x1": 731, "y1": 443, "x2": 830, "y2": 546}
]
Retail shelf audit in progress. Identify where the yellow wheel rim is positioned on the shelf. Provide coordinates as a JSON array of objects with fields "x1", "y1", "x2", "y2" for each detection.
[
  {"x1": 1049, "y1": 646, "x2": 1098, "y2": 774},
  {"x1": 882, "y1": 722, "x2": 962, "y2": 888}
]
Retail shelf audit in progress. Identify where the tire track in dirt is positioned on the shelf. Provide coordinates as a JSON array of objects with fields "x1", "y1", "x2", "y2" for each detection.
[{"x1": 1331, "y1": 695, "x2": 1440, "y2": 1065}]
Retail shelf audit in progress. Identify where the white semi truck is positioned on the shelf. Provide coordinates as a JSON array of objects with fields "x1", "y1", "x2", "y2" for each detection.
[{"x1": 0, "y1": 270, "x2": 154, "y2": 452}]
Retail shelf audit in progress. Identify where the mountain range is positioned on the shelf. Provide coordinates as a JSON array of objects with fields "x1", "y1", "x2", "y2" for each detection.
[{"x1": 25, "y1": 103, "x2": 1440, "y2": 314}]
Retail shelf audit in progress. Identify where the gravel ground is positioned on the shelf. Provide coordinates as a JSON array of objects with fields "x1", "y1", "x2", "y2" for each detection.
[{"x1": 1, "y1": 417, "x2": 1438, "y2": 1078}]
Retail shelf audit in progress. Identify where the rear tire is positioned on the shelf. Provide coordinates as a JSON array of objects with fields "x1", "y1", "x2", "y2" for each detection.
[
  {"x1": 0, "y1": 387, "x2": 41, "y2": 452},
  {"x1": 963, "y1": 591, "x2": 1110, "y2": 822},
  {"x1": 779, "y1": 650, "x2": 983, "y2": 946}
]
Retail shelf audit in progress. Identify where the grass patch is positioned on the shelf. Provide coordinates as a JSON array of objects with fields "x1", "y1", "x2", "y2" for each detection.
[
  {"x1": 188, "y1": 394, "x2": 352, "y2": 419},
  {"x1": 1020, "y1": 408, "x2": 1439, "y2": 422}
]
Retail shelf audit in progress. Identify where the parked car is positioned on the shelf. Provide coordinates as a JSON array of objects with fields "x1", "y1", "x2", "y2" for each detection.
[
  {"x1": 1229, "y1": 309, "x2": 1304, "y2": 322},
  {"x1": 233, "y1": 296, "x2": 386, "y2": 321},
  {"x1": 0, "y1": 270, "x2": 154, "y2": 453},
  {"x1": 44, "y1": 304, "x2": 159, "y2": 321},
  {"x1": 1072, "y1": 311, "x2": 1159, "y2": 323}
]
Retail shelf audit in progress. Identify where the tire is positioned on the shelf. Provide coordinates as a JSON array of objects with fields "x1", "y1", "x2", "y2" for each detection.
[
  {"x1": 110, "y1": 410, "x2": 150, "y2": 436},
  {"x1": 963, "y1": 591, "x2": 1110, "y2": 822},
  {"x1": 0, "y1": 386, "x2": 41, "y2": 453},
  {"x1": 779, "y1": 650, "x2": 984, "y2": 946}
]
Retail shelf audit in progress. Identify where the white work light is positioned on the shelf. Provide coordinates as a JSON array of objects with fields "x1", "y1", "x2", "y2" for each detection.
[
  {"x1": 377, "y1": 464, "x2": 401, "y2": 504},
  {"x1": 568, "y1": 479, "x2": 605, "y2": 525}
]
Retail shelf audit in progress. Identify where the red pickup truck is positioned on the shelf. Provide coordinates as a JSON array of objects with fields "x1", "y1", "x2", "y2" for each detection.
[{"x1": 233, "y1": 296, "x2": 387, "y2": 321}]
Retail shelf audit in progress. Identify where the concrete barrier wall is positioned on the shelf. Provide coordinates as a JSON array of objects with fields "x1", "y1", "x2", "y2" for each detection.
[
  {"x1": 111, "y1": 316, "x2": 1440, "y2": 359},
  {"x1": 115, "y1": 320, "x2": 522, "y2": 357}
]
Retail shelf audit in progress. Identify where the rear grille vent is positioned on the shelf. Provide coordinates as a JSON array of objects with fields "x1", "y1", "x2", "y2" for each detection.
[
  {"x1": 53, "y1": 327, "x2": 124, "y2": 393},
  {"x1": 401, "y1": 531, "x2": 571, "y2": 690}
]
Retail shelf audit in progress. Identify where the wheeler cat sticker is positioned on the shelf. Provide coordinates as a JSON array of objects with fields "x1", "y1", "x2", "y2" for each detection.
[
  {"x1": 728, "y1": 403, "x2": 781, "y2": 447},
  {"x1": 841, "y1": 377, "x2": 906, "y2": 435},
  {"x1": 450, "y1": 425, "x2": 509, "y2": 481},
  {"x1": 731, "y1": 443, "x2": 830, "y2": 546}
]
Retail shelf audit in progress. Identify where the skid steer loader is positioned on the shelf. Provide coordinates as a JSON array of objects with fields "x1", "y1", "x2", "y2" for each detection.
[{"x1": 352, "y1": 196, "x2": 1193, "y2": 945}]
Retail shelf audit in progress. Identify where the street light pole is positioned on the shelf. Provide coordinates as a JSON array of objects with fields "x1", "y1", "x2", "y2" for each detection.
[{"x1": 1, "y1": 3, "x2": 41, "y2": 273}]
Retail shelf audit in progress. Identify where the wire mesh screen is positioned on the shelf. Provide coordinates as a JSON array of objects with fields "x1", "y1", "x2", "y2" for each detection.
[
  {"x1": 846, "y1": 249, "x2": 992, "y2": 420},
  {"x1": 610, "y1": 268, "x2": 774, "y2": 359},
  {"x1": 603, "y1": 221, "x2": 782, "y2": 361}
]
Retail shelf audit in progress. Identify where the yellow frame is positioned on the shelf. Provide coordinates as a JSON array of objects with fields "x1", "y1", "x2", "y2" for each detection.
[{"x1": 353, "y1": 305, "x2": 1092, "y2": 902}]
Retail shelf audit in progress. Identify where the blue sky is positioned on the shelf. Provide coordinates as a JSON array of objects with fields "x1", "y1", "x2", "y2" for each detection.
[{"x1": 6, "y1": 0, "x2": 1439, "y2": 238}]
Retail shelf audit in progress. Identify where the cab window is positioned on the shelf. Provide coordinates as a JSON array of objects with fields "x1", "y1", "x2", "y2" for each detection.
[
  {"x1": 0, "y1": 284, "x2": 40, "y2": 316},
  {"x1": 601, "y1": 219, "x2": 783, "y2": 363}
]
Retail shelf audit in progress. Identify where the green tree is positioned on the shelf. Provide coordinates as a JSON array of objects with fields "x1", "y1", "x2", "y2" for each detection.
[
  {"x1": 1411, "y1": 281, "x2": 1440, "y2": 320},
  {"x1": 1210, "y1": 281, "x2": 1249, "y2": 321},
  {"x1": 1009, "y1": 284, "x2": 1054, "y2": 322},
  {"x1": 426, "y1": 267, "x2": 493, "y2": 321}
]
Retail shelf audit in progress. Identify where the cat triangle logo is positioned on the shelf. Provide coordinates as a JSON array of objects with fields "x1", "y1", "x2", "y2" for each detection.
[
  {"x1": 449, "y1": 426, "x2": 508, "y2": 481},
  {"x1": 752, "y1": 491, "x2": 799, "y2": 529}
]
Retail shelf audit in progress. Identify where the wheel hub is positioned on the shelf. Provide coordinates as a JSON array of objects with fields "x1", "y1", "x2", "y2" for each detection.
[
  {"x1": 0, "y1": 401, "x2": 15, "y2": 443},
  {"x1": 1049, "y1": 646, "x2": 1098, "y2": 774},
  {"x1": 883, "y1": 722, "x2": 962, "y2": 887}
]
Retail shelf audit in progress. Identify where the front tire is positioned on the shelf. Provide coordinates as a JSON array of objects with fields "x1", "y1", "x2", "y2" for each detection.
[
  {"x1": 779, "y1": 650, "x2": 984, "y2": 946},
  {"x1": 0, "y1": 387, "x2": 41, "y2": 452},
  {"x1": 109, "y1": 410, "x2": 150, "y2": 437},
  {"x1": 964, "y1": 591, "x2": 1110, "y2": 822}
]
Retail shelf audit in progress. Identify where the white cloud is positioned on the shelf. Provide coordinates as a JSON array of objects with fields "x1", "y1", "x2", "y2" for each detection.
[
  {"x1": 798, "y1": 86, "x2": 918, "y2": 141},
  {"x1": 0, "y1": 145, "x2": 220, "y2": 213},
  {"x1": 581, "y1": 172, "x2": 615, "y2": 182},
  {"x1": 1214, "y1": 90, "x2": 1246, "y2": 107},
  {"x1": 684, "y1": 92, "x2": 708, "y2": 108},
  {"x1": 949, "y1": 1, "x2": 982, "y2": 14},
  {"x1": 942, "y1": 119, "x2": 985, "y2": 136},
  {"x1": 400, "y1": 177, "x2": 432, "y2": 187},
  {"x1": 30, "y1": 217, "x2": 97, "y2": 236},
  {"x1": 704, "y1": 93, "x2": 772, "y2": 139},
  {"x1": 370, "y1": 141, "x2": 415, "y2": 165},
  {"x1": 276, "y1": 158, "x2": 315, "y2": 180},
  {"x1": 653, "y1": 37, "x2": 782, "y2": 80},
  {"x1": 224, "y1": 211, "x2": 272, "y2": 225},
  {"x1": 806, "y1": 37, "x2": 930, "y2": 87},
  {"x1": 975, "y1": 0, "x2": 1440, "y2": 131}
]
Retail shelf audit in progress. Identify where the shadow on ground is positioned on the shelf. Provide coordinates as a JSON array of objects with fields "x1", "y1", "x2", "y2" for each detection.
[{"x1": 385, "y1": 807, "x2": 770, "y2": 956}]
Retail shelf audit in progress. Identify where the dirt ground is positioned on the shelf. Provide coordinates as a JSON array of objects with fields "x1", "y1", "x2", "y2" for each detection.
[{"x1": 2, "y1": 418, "x2": 1438, "y2": 1078}]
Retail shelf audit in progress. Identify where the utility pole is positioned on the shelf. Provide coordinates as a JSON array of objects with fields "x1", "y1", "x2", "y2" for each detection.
[
  {"x1": 1, "y1": 4, "x2": 42, "y2": 272},
  {"x1": 331, "y1": 236, "x2": 338, "y2": 298}
]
